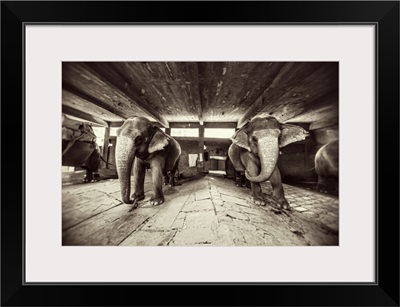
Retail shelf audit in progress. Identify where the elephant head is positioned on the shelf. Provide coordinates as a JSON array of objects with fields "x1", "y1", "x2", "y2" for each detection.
[
  {"x1": 231, "y1": 116, "x2": 308, "y2": 183},
  {"x1": 115, "y1": 117, "x2": 170, "y2": 204}
]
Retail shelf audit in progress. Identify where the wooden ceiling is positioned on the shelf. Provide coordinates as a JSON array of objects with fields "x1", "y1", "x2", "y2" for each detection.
[{"x1": 62, "y1": 62, "x2": 338, "y2": 129}]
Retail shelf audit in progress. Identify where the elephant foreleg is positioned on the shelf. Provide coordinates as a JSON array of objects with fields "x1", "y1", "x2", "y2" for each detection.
[
  {"x1": 92, "y1": 172, "x2": 100, "y2": 182},
  {"x1": 163, "y1": 171, "x2": 169, "y2": 186},
  {"x1": 241, "y1": 154, "x2": 264, "y2": 206},
  {"x1": 150, "y1": 156, "x2": 165, "y2": 206},
  {"x1": 168, "y1": 158, "x2": 180, "y2": 187},
  {"x1": 91, "y1": 156, "x2": 100, "y2": 182},
  {"x1": 83, "y1": 168, "x2": 93, "y2": 183},
  {"x1": 269, "y1": 167, "x2": 290, "y2": 209},
  {"x1": 235, "y1": 171, "x2": 245, "y2": 187},
  {"x1": 132, "y1": 158, "x2": 146, "y2": 205},
  {"x1": 83, "y1": 149, "x2": 101, "y2": 183}
]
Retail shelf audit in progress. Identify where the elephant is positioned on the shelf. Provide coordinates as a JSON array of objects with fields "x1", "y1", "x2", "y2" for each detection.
[
  {"x1": 116, "y1": 116, "x2": 181, "y2": 206},
  {"x1": 315, "y1": 139, "x2": 339, "y2": 195},
  {"x1": 228, "y1": 116, "x2": 309, "y2": 209}
]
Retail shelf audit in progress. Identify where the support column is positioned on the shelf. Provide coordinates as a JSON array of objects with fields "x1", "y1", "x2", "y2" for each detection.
[
  {"x1": 102, "y1": 124, "x2": 110, "y2": 169},
  {"x1": 197, "y1": 124, "x2": 205, "y2": 173},
  {"x1": 165, "y1": 127, "x2": 171, "y2": 135}
]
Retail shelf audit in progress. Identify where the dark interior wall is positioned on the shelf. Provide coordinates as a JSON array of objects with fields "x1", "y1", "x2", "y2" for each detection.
[
  {"x1": 278, "y1": 141, "x2": 316, "y2": 181},
  {"x1": 279, "y1": 126, "x2": 338, "y2": 182},
  {"x1": 204, "y1": 140, "x2": 230, "y2": 173},
  {"x1": 175, "y1": 139, "x2": 231, "y2": 177},
  {"x1": 107, "y1": 137, "x2": 117, "y2": 170},
  {"x1": 313, "y1": 127, "x2": 339, "y2": 147},
  {"x1": 176, "y1": 139, "x2": 198, "y2": 177}
]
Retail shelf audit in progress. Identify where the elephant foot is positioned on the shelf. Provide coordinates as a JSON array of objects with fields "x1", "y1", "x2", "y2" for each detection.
[
  {"x1": 261, "y1": 193, "x2": 291, "y2": 210},
  {"x1": 253, "y1": 197, "x2": 266, "y2": 206},
  {"x1": 235, "y1": 175, "x2": 245, "y2": 187},
  {"x1": 91, "y1": 173, "x2": 100, "y2": 182},
  {"x1": 277, "y1": 198, "x2": 290, "y2": 210},
  {"x1": 132, "y1": 193, "x2": 145, "y2": 202},
  {"x1": 83, "y1": 176, "x2": 92, "y2": 183},
  {"x1": 168, "y1": 180, "x2": 182, "y2": 187},
  {"x1": 150, "y1": 197, "x2": 164, "y2": 206},
  {"x1": 316, "y1": 183, "x2": 337, "y2": 195},
  {"x1": 129, "y1": 193, "x2": 145, "y2": 208}
]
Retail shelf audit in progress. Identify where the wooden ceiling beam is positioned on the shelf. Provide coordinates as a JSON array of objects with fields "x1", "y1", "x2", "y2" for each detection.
[
  {"x1": 188, "y1": 63, "x2": 204, "y2": 125},
  {"x1": 204, "y1": 122, "x2": 237, "y2": 128},
  {"x1": 237, "y1": 63, "x2": 338, "y2": 127},
  {"x1": 165, "y1": 122, "x2": 238, "y2": 129},
  {"x1": 63, "y1": 84, "x2": 129, "y2": 120},
  {"x1": 236, "y1": 63, "x2": 290, "y2": 127},
  {"x1": 62, "y1": 105, "x2": 109, "y2": 127},
  {"x1": 81, "y1": 63, "x2": 169, "y2": 128},
  {"x1": 109, "y1": 121, "x2": 165, "y2": 129},
  {"x1": 309, "y1": 117, "x2": 339, "y2": 130},
  {"x1": 109, "y1": 121, "x2": 125, "y2": 128},
  {"x1": 169, "y1": 122, "x2": 200, "y2": 129},
  {"x1": 62, "y1": 88, "x2": 125, "y2": 122}
]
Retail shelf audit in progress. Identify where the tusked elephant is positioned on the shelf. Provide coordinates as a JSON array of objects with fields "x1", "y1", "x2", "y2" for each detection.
[
  {"x1": 116, "y1": 117, "x2": 181, "y2": 206},
  {"x1": 315, "y1": 139, "x2": 339, "y2": 195},
  {"x1": 228, "y1": 116, "x2": 308, "y2": 209}
]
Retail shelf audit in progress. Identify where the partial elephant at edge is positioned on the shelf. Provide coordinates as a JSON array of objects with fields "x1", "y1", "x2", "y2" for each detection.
[
  {"x1": 62, "y1": 114, "x2": 105, "y2": 183},
  {"x1": 315, "y1": 139, "x2": 339, "y2": 195}
]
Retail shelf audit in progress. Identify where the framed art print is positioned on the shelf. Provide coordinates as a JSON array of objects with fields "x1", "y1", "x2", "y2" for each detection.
[{"x1": 1, "y1": 1, "x2": 399, "y2": 306}]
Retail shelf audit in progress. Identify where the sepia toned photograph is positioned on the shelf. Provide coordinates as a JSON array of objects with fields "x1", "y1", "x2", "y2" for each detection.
[
  {"x1": 4, "y1": 0, "x2": 394, "y2": 304},
  {"x1": 62, "y1": 62, "x2": 339, "y2": 246}
]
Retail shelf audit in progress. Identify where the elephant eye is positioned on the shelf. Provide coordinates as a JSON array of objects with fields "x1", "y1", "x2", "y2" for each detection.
[
  {"x1": 135, "y1": 135, "x2": 144, "y2": 145},
  {"x1": 251, "y1": 136, "x2": 258, "y2": 143}
]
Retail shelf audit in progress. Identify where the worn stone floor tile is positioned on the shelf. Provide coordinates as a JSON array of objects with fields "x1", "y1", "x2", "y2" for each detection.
[
  {"x1": 120, "y1": 230, "x2": 177, "y2": 246},
  {"x1": 294, "y1": 207, "x2": 308, "y2": 212},
  {"x1": 171, "y1": 228, "x2": 215, "y2": 245},
  {"x1": 182, "y1": 199, "x2": 214, "y2": 212},
  {"x1": 185, "y1": 211, "x2": 217, "y2": 228},
  {"x1": 195, "y1": 189, "x2": 211, "y2": 201},
  {"x1": 221, "y1": 194, "x2": 250, "y2": 207},
  {"x1": 225, "y1": 210, "x2": 249, "y2": 221}
]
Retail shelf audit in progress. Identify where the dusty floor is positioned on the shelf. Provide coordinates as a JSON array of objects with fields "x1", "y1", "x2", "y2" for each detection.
[{"x1": 62, "y1": 172, "x2": 339, "y2": 246}]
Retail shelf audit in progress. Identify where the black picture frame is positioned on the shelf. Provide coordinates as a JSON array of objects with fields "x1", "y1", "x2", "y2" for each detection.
[{"x1": 1, "y1": 1, "x2": 399, "y2": 306}]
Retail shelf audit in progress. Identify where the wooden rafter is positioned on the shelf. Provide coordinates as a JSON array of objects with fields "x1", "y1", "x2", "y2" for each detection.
[
  {"x1": 80, "y1": 63, "x2": 169, "y2": 128},
  {"x1": 62, "y1": 105, "x2": 109, "y2": 127}
]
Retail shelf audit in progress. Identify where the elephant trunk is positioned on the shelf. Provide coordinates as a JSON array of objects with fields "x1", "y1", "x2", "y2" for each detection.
[
  {"x1": 245, "y1": 136, "x2": 279, "y2": 183},
  {"x1": 116, "y1": 137, "x2": 136, "y2": 204}
]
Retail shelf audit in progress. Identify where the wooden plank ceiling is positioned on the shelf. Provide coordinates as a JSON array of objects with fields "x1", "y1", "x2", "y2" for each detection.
[{"x1": 62, "y1": 62, "x2": 338, "y2": 128}]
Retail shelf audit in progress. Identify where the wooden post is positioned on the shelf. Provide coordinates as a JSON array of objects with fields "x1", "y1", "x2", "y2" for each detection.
[
  {"x1": 304, "y1": 140, "x2": 310, "y2": 173},
  {"x1": 165, "y1": 127, "x2": 171, "y2": 135},
  {"x1": 197, "y1": 125, "x2": 205, "y2": 173},
  {"x1": 102, "y1": 124, "x2": 110, "y2": 169}
]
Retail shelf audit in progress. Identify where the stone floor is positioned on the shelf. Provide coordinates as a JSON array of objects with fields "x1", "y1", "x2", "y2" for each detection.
[{"x1": 62, "y1": 172, "x2": 339, "y2": 246}]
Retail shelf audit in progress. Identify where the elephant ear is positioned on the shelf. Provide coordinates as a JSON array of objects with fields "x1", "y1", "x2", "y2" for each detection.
[
  {"x1": 230, "y1": 127, "x2": 251, "y2": 151},
  {"x1": 148, "y1": 128, "x2": 170, "y2": 153},
  {"x1": 279, "y1": 124, "x2": 309, "y2": 148}
]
